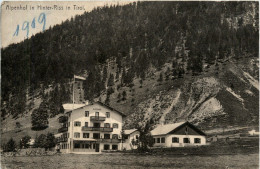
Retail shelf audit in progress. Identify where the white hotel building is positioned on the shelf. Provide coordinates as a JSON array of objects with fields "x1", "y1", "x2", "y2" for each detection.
[{"x1": 56, "y1": 101, "x2": 126, "y2": 153}]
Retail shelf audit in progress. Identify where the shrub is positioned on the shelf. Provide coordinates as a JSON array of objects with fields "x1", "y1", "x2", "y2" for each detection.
[
  {"x1": 3, "y1": 138, "x2": 16, "y2": 152},
  {"x1": 20, "y1": 135, "x2": 31, "y2": 149},
  {"x1": 34, "y1": 133, "x2": 56, "y2": 150}
]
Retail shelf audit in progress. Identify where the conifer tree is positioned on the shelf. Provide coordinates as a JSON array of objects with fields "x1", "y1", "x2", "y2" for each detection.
[{"x1": 31, "y1": 101, "x2": 49, "y2": 131}]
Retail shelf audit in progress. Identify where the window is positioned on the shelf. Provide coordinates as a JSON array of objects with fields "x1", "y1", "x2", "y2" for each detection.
[
  {"x1": 161, "y1": 137, "x2": 165, "y2": 143},
  {"x1": 104, "y1": 123, "x2": 110, "y2": 128},
  {"x1": 74, "y1": 143, "x2": 80, "y2": 148},
  {"x1": 194, "y1": 138, "x2": 201, "y2": 144},
  {"x1": 112, "y1": 145, "x2": 118, "y2": 150},
  {"x1": 85, "y1": 122, "x2": 88, "y2": 127},
  {"x1": 183, "y1": 138, "x2": 190, "y2": 143},
  {"x1": 113, "y1": 123, "x2": 118, "y2": 128},
  {"x1": 157, "y1": 138, "x2": 160, "y2": 143},
  {"x1": 153, "y1": 138, "x2": 156, "y2": 144},
  {"x1": 172, "y1": 137, "x2": 179, "y2": 143},
  {"x1": 85, "y1": 111, "x2": 89, "y2": 117},
  {"x1": 83, "y1": 133, "x2": 89, "y2": 138},
  {"x1": 94, "y1": 123, "x2": 100, "y2": 128},
  {"x1": 93, "y1": 133, "x2": 100, "y2": 139},
  {"x1": 74, "y1": 121, "x2": 81, "y2": 127},
  {"x1": 106, "y1": 112, "x2": 110, "y2": 118},
  {"x1": 123, "y1": 135, "x2": 129, "y2": 140},
  {"x1": 104, "y1": 134, "x2": 110, "y2": 139},
  {"x1": 74, "y1": 132, "x2": 80, "y2": 138},
  {"x1": 112, "y1": 134, "x2": 118, "y2": 139},
  {"x1": 104, "y1": 144, "x2": 110, "y2": 150},
  {"x1": 136, "y1": 135, "x2": 139, "y2": 140},
  {"x1": 95, "y1": 112, "x2": 99, "y2": 117},
  {"x1": 84, "y1": 144, "x2": 90, "y2": 149}
]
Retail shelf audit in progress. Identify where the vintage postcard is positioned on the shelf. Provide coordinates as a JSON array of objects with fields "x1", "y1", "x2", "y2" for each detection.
[{"x1": 1, "y1": 1, "x2": 259, "y2": 168}]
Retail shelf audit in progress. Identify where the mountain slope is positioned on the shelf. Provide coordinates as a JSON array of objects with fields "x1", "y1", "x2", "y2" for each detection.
[
  {"x1": 1, "y1": 2, "x2": 259, "y2": 143},
  {"x1": 124, "y1": 57, "x2": 259, "y2": 130}
]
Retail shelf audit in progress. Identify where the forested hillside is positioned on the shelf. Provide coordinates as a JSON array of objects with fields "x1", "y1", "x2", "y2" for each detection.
[{"x1": 1, "y1": 1, "x2": 258, "y2": 130}]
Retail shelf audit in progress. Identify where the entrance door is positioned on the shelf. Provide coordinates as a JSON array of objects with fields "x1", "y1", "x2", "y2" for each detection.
[{"x1": 95, "y1": 143, "x2": 100, "y2": 152}]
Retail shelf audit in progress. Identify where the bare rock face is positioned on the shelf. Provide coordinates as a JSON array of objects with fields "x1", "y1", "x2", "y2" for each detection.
[{"x1": 124, "y1": 58, "x2": 259, "y2": 130}]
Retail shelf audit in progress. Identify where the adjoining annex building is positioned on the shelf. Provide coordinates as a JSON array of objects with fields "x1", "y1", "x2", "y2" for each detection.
[
  {"x1": 56, "y1": 101, "x2": 126, "y2": 153},
  {"x1": 151, "y1": 121, "x2": 207, "y2": 147},
  {"x1": 122, "y1": 129, "x2": 140, "y2": 150}
]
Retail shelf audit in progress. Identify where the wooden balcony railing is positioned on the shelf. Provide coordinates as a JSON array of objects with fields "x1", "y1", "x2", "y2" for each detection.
[
  {"x1": 90, "y1": 116, "x2": 106, "y2": 121},
  {"x1": 96, "y1": 139, "x2": 121, "y2": 143},
  {"x1": 82, "y1": 126, "x2": 113, "y2": 132},
  {"x1": 57, "y1": 137, "x2": 68, "y2": 143}
]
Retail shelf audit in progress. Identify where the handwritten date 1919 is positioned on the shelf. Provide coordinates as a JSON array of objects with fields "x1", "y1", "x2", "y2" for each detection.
[{"x1": 13, "y1": 12, "x2": 46, "y2": 38}]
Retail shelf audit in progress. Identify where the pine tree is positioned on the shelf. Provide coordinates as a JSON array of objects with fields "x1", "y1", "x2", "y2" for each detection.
[
  {"x1": 45, "y1": 133, "x2": 56, "y2": 150},
  {"x1": 121, "y1": 68, "x2": 126, "y2": 85},
  {"x1": 105, "y1": 94, "x2": 110, "y2": 105},
  {"x1": 172, "y1": 59, "x2": 178, "y2": 78},
  {"x1": 4, "y1": 138, "x2": 16, "y2": 152},
  {"x1": 117, "y1": 93, "x2": 121, "y2": 100},
  {"x1": 31, "y1": 101, "x2": 49, "y2": 131},
  {"x1": 158, "y1": 72, "x2": 163, "y2": 82},
  {"x1": 139, "y1": 79, "x2": 143, "y2": 88},
  {"x1": 122, "y1": 91, "x2": 127, "y2": 101},
  {"x1": 108, "y1": 74, "x2": 115, "y2": 87},
  {"x1": 34, "y1": 134, "x2": 47, "y2": 148},
  {"x1": 103, "y1": 66, "x2": 108, "y2": 83}
]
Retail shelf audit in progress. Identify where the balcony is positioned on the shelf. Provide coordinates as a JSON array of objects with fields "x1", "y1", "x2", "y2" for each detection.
[
  {"x1": 58, "y1": 116, "x2": 68, "y2": 123},
  {"x1": 97, "y1": 139, "x2": 121, "y2": 143},
  {"x1": 82, "y1": 126, "x2": 113, "y2": 132},
  {"x1": 57, "y1": 137, "x2": 68, "y2": 143},
  {"x1": 90, "y1": 116, "x2": 106, "y2": 121},
  {"x1": 58, "y1": 127, "x2": 68, "y2": 133}
]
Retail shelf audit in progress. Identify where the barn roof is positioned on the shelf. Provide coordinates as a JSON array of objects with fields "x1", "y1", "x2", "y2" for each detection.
[
  {"x1": 151, "y1": 122, "x2": 186, "y2": 136},
  {"x1": 150, "y1": 121, "x2": 206, "y2": 136}
]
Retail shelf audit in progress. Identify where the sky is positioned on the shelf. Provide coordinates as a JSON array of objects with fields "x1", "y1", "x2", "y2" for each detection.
[{"x1": 1, "y1": 1, "x2": 132, "y2": 48}]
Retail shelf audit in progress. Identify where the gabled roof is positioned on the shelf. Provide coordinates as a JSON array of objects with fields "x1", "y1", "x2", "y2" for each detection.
[
  {"x1": 63, "y1": 103, "x2": 85, "y2": 111},
  {"x1": 65, "y1": 101, "x2": 126, "y2": 117},
  {"x1": 150, "y1": 121, "x2": 206, "y2": 136},
  {"x1": 95, "y1": 101, "x2": 126, "y2": 117},
  {"x1": 151, "y1": 122, "x2": 186, "y2": 136},
  {"x1": 124, "y1": 129, "x2": 138, "y2": 135}
]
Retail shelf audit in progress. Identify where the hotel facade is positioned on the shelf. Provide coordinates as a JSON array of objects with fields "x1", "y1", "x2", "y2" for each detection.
[{"x1": 56, "y1": 101, "x2": 126, "y2": 153}]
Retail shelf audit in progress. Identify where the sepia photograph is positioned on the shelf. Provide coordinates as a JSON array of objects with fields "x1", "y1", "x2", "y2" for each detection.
[{"x1": 1, "y1": 1, "x2": 259, "y2": 168}]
